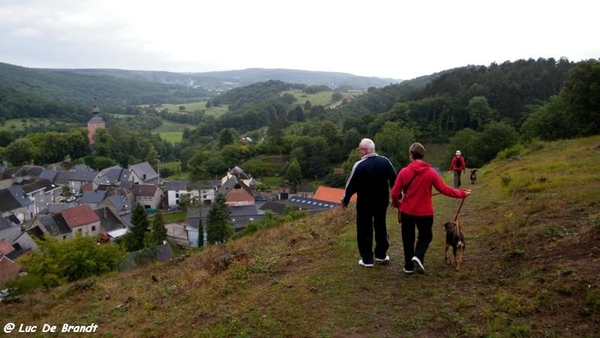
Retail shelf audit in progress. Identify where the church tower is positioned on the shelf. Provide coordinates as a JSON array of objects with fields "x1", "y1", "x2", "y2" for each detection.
[{"x1": 87, "y1": 98, "x2": 105, "y2": 144}]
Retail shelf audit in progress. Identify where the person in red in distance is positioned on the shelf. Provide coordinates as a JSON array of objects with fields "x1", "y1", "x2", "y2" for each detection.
[
  {"x1": 450, "y1": 150, "x2": 466, "y2": 188},
  {"x1": 391, "y1": 142, "x2": 471, "y2": 274}
]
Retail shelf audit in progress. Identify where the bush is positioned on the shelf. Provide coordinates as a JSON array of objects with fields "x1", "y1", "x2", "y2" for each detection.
[
  {"x1": 16, "y1": 234, "x2": 127, "y2": 290},
  {"x1": 497, "y1": 144, "x2": 525, "y2": 161}
]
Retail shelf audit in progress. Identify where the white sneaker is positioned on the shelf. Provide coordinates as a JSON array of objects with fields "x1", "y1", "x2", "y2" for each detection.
[
  {"x1": 411, "y1": 256, "x2": 425, "y2": 274},
  {"x1": 403, "y1": 267, "x2": 414, "y2": 274},
  {"x1": 358, "y1": 259, "x2": 374, "y2": 268},
  {"x1": 374, "y1": 255, "x2": 390, "y2": 265}
]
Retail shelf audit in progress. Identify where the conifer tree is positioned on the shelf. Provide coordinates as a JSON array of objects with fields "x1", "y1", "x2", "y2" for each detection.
[
  {"x1": 206, "y1": 192, "x2": 234, "y2": 244},
  {"x1": 125, "y1": 203, "x2": 150, "y2": 251},
  {"x1": 145, "y1": 209, "x2": 167, "y2": 248}
]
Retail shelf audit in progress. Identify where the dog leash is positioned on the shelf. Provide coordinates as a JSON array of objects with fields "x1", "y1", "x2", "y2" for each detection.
[{"x1": 454, "y1": 198, "x2": 466, "y2": 222}]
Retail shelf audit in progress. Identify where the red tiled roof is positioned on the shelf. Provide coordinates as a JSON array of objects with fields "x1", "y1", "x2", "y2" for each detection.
[
  {"x1": 0, "y1": 240, "x2": 14, "y2": 256},
  {"x1": 313, "y1": 186, "x2": 357, "y2": 204},
  {"x1": 60, "y1": 204, "x2": 100, "y2": 228}
]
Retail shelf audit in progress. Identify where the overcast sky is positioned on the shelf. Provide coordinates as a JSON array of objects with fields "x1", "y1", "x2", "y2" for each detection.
[{"x1": 1, "y1": 0, "x2": 598, "y2": 80}]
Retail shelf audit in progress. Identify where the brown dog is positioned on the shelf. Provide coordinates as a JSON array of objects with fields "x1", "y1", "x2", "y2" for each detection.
[{"x1": 444, "y1": 221, "x2": 465, "y2": 271}]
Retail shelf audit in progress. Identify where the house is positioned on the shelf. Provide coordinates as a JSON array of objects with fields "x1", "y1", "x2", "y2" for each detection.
[
  {"x1": 79, "y1": 190, "x2": 108, "y2": 209},
  {"x1": 20, "y1": 179, "x2": 62, "y2": 214},
  {"x1": 294, "y1": 184, "x2": 314, "y2": 198},
  {"x1": 7, "y1": 231, "x2": 37, "y2": 256},
  {"x1": 230, "y1": 205, "x2": 263, "y2": 230},
  {"x1": 6, "y1": 165, "x2": 45, "y2": 186},
  {"x1": 60, "y1": 205, "x2": 101, "y2": 239},
  {"x1": 0, "y1": 254, "x2": 21, "y2": 288},
  {"x1": 287, "y1": 196, "x2": 339, "y2": 213},
  {"x1": 184, "y1": 207, "x2": 209, "y2": 247},
  {"x1": 333, "y1": 167, "x2": 345, "y2": 175},
  {"x1": 95, "y1": 206, "x2": 129, "y2": 242},
  {"x1": 98, "y1": 194, "x2": 132, "y2": 216},
  {"x1": 129, "y1": 162, "x2": 159, "y2": 185},
  {"x1": 278, "y1": 186, "x2": 291, "y2": 200},
  {"x1": 68, "y1": 169, "x2": 99, "y2": 195},
  {"x1": 195, "y1": 180, "x2": 220, "y2": 205},
  {"x1": 31, "y1": 213, "x2": 72, "y2": 241},
  {"x1": 53, "y1": 170, "x2": 73, "y2": 187},
  {"x1": 0, "y1": 186, "x2": 35, "y2": 222},
  {"x1": 313, "y1": 186, "x2": 356, "y2": 204},
  {"x1": 222, "y1": 166, "x2": 253, "y2": 187},
  {"x1": 0, "y1": 240, "x2": 15, "y2": 257},
  {"x1": 259, "y1": 201, "x2": 300, "y2": 215},
  {"x1": 0, "y1": 217, "x2": 21, "y2": 244},
  {"x1": 219, "y1": 176, "x2": 254, "y2": 207},
  {"x1": 130, "y1": 184, "x2": 162, "y2": 210},
  {"x1": 94, "y1": 166, "x2": 130, "y2": 189},
  {"x1": 166, "y1": 180, "x2": 190, "y2": 207}
]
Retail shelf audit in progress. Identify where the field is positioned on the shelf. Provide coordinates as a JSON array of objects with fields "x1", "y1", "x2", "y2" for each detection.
[
  {"x1": 282, "y1": 89, "x2": 335, "y2": 107},
  {"x1": 0, "y1": 118, "x2": 67, "y2": 132},
  {"x1": 143, "y1": 102, "x2": 229, "y2": 117},
  {"x1": 3, "y1": 136, "x2": 600, "y2": 337}
]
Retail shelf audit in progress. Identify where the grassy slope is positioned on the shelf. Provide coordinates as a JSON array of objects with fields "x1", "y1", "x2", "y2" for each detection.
[{"x1": 4, "y1": 136, "x2": 600, "y2": 337}]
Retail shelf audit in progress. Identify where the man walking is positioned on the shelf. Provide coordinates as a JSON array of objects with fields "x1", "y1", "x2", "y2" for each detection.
[{"x1": 341, "y1": 138, "x2": 397, "y2": 267}]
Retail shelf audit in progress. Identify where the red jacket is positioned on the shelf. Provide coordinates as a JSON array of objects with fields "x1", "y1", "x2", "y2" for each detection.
[
  {"x1": 450, "y1": 155, "x2": 466, "y2": 171},
  {"x1": 391, "y1": 160, "x2": 467, "y2": 216}
]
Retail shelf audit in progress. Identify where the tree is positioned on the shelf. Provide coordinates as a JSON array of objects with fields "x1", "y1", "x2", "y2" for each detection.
[
  {"x1": 30, "y1": 132, "x2": 70, "y2": 164},
  {"x1": 560, "y1": 59, "x2": 600, "y2": 135},
  {"x1": 124, "y1": 204, "x2": 150, "y2": 251},
  {"x1": 467, "y1": 96, "x2": 492, "y2": 130},
  {"x1": 520, "y1": 95, "x2": 573, "y2": 141},
  {"x1": 5, "y1": 138, "x2": 38, "y2": 166},
  {"x1": 206, "y1": 192, "x2": 234, "y2": 244},
  {"x1": 93, "y1": 128, "x2": 114, "y2": 158},
  {"x1": 373, "y1": 121, "x2": 415, "y2": 168},
  {"x1": 477, "y1": 121, "x2": 518, "y2": 164},
  {"x1": 145, "y1": 209, "x2": 168, "y2": 248},
  {"x1": 16, "y1": 234, "x2": 126, "y2": 289},
  {"x1": 218, "y1": 128, "x2": 236, "y2": 149},
  {"x1": 286, "y1": 158, "x2": 302, "y2": 185},
  {"x1": 332, "y1": 92, "x2": 344, "y2": 102}
]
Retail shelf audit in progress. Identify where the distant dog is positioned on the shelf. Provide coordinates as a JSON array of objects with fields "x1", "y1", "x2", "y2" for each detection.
[
  {"x1": 444, "y1": 221, "x2": 465, "y2": 271},
  {"x1": 470, "y1": 169, "x2": 478, "y2": 184}
]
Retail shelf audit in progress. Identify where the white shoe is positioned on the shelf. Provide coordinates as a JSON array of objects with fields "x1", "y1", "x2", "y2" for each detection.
[
  {"x1": 374, "y1": 255, "x2": 390, "y2": 264},
  {"x1": 411, "y1": 256, "x2": 425, "y2": 274},
  {"x1": 358, "y1": 259, "x2": 374, "y2": 268}
]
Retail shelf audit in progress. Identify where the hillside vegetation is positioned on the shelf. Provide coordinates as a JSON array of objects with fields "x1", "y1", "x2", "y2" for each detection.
[{"x1": 4, "y1": 136, "x2": 599, "y2": 337}]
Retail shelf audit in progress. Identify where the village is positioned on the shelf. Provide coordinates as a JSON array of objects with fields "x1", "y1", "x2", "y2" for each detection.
[{"x1": 0, "y1": 103, "x2": 352, "y2": 288}]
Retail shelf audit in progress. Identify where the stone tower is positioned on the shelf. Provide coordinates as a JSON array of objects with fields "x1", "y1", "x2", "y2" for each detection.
[{"x1": 87, "y1": 98, "x2": 105, "y2": 144}]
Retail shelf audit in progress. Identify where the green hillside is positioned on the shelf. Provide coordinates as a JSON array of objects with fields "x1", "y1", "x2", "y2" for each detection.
[{"x1": 4, "y1": 136, "x2": 599, "y2": 337}]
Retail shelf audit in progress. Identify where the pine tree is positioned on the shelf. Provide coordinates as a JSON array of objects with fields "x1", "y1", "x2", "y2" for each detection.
[
  {"x1": 125, "y1": 204, "x2": 150, "y2": 251},
  {"x1": 197, "y1": 217, "x2": 204, "y2": 248},
  {"x1": 206, "y1": 192, "x2": 234, "y2": 244},
  {"x1": 145, "y1": 209, "x2": 167, "y2": 248}
]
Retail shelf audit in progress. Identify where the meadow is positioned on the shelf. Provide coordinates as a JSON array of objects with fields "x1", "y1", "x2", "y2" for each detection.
[{"x1": 4, "y1": 136, "x2": 599, "y2": 337}]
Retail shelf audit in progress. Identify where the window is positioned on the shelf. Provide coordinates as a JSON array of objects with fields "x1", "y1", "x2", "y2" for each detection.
[{"x1": 92, "y1": 226, "x2": 96, "y2": 232}]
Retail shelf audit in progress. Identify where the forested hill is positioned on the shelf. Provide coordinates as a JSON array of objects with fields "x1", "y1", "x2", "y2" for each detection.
[
  {"x1": 331, "y1": 58, "x2": 578, "y2": 140},
  {"x1": 0, "y1": 62, "x2": 397, "y2": 116},
  {"x1": 0, "y1": 62, "x2": 212, "y2": 112},
  {"x1": 62, "y1": 67, "x2": 399, "y2": 91}
]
